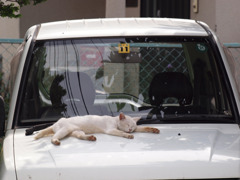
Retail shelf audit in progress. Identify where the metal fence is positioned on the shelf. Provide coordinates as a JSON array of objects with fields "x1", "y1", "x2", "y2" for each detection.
[
  {"x1": 0, "y1": 39, "x2": 23, "y2": 87},
  {"x1": 0, "y1": 39, "x2": 23, "y2": 118}
]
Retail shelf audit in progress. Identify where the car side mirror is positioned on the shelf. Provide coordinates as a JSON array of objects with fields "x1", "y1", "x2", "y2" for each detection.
[{"x1": 0, "y1": 96, "x2": 5, "y2": 137}]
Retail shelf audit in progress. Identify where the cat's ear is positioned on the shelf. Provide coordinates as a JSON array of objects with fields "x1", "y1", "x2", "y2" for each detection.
[
  {"x1": 119, "y1": 112, "x2": 126, "y2": 120},
  {"x1": 133, "y1": 117, "x2": 141, "y2": 122}
]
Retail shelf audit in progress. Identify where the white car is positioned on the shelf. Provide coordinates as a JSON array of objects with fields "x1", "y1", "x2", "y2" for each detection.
[{"x1": 1, "y1": 18, "x2": 240, "y2": 180}]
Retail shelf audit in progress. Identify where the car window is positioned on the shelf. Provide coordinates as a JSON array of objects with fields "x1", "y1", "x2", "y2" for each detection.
[{"x1": 18, "y1": 37, "x2": 234, "y2": 125}]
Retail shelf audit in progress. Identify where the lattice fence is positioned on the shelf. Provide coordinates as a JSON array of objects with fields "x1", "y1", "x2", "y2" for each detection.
[{"x1": 0, "y1": 39, "x2": 23, "y2": 87}]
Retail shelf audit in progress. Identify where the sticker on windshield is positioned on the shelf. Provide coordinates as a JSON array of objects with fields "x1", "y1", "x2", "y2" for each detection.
[
  {"x1": 196, "y1": 43, "x2": 208, "y2": 52},
  {"x1": 118, "y1": 43, "x2": 130, "y2": 53}
]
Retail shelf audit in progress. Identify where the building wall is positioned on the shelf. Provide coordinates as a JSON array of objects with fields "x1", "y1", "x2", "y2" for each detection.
[
  {"x1": 105, "y1": 0, "x2": 125, "y2": 18},
  {"x1": 105, "y1": 0, "x2": 140, "y2": 18},
  {"x1": 0, "y1": 1, "x2": 20, "y2": 39},
  {"x1": 19, "y1": 0, "x2": 141, "y2": 38},
  {"x1": 190, "y1": 0, "x2": 240, "y2": 43},
  {"x1": 216, "y1": 0, "x2": 240, "y2": 43},
  {"x1": 20, "y1": 0, "x2": 106, "y2": 37},
  {"x1": 190, "y1": 0, "x2": 216, "y2": 31},
  {"x1": 1, "y1": 0, "x2": 239, "y2": 43},
  {"x1": 0, "y1": 17, "x2": 20, "y2": 38}
]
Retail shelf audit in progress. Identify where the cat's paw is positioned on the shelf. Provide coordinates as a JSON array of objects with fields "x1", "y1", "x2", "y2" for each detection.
[
  {"x1": 87, "y1": 135, "x2": 97, "y2": 141},
  {"x1": 52, "y1": 139, "x2": 61, "y2": 145},
  {"x1": 151, "y1": 128, "x2": 160, "y2": 134},
  {"x1": 125, "y1": 134, "x2": 134, "y2": 139},
  {"x1": 144, "y1": 127, "x2": 160, "y2": 134}
]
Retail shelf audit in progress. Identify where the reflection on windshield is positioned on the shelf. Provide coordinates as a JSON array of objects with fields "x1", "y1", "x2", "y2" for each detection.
[{"x1": 19, "y1": 37, "x2": 233, "y2": 124}]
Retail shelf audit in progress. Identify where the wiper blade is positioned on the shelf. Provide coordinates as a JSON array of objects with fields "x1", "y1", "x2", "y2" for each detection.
[{"x1": 25, "y1": 123, "x2": 53, "y2": 136}]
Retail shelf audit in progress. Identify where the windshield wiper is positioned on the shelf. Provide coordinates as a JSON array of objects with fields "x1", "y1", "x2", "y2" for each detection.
[{"x1": 25, "y1": 123, "x2": 53, "y2": 136}]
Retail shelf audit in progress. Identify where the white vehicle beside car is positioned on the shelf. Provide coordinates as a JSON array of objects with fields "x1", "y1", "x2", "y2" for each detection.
[{"x1": 0, "y1": 18, "x2": 240, "y2": 180}]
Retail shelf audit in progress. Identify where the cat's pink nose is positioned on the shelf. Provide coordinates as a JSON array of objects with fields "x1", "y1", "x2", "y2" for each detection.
[{"x1": 129, "y1": 128, "x2": 132, "y2": 132}]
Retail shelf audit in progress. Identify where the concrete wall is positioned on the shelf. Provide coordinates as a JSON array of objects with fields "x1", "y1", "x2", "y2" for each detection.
[
  {"x1": 190, "y1": 0, "x2": 216, "y2": 31},
  {"x1": 105, "y1": 0, "x2": 140, "y2": 18},
  {"x1": 216, "y1": 0, "x2": 240, "y2": 43},
  {"x1": 0, "y1": 1, "x2": 20, "y2": 38},
  {"x1": 19, "y1": 0, "x2": 141, "y2": 38},
  {"x1": 1, "y1": 0, "x2": 239, "y2": 43},
  {"x1": 20, "y1": 0, "x2": 106, "y2": 37},
  {"x1": 105, "y1": 0, "x2": 125, "y2": 18},
  {"x1": 0, "y1": 18, "x2": 20, "y2": 38},
  {"x1": 0, "y1": 0, "x2": 140, "y2": 38},
  {"x1": 190, "y1": 0, "x2": 240, "y2": 43}
]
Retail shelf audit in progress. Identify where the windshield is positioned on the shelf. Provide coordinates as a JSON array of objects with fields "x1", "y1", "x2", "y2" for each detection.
[{"x1": 18, "y1": 37, "x2": 234, "y2": 125}]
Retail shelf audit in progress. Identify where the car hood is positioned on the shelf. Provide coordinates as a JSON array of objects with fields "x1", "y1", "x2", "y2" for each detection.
[{"x1": 13, "y1": 124, "x2": 240, "y2": 180}]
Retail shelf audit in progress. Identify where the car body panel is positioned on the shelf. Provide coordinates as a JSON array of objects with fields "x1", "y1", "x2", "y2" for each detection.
[
  {"x1": 12, "y1": 124, "x2": 240, "y2": 180},
  {"x1": 0, "y1": 131, "x2": 17, "y2": 180},
  {"x1": 36, "y1": 18, "x2": 208, "y2": 40}
]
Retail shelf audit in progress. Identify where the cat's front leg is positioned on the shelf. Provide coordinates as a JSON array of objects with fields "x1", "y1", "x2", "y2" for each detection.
[
  {"x1": 106, "y1": 129, "x2": 134, "y2": 139},
  {"x1": 135, "y1": 126, "x2": 160, "y2": 134}
]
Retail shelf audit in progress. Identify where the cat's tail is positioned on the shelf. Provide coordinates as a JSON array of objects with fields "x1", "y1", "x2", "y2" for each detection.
[{"x1": 34, "y1": 126, "x2": 54, "y2": 140}]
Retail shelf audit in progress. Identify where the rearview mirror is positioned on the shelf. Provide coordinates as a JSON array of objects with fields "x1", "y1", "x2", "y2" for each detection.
[{"x1": 0, "y1": 96, "x2": 5, "y2": 137}]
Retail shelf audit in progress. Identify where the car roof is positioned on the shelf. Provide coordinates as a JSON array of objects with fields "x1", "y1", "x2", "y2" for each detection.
[{"x1": 29, "y1": 18, "x2": 209, "y2": 40}]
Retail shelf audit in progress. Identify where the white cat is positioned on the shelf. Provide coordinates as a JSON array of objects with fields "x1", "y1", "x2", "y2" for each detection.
[{"x1": 35, "y1": 112, "x2": 160, "y2": 145}]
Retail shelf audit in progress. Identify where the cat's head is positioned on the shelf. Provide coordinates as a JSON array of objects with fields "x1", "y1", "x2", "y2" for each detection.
[{"x1": 117, "y1": 112, "x2": 141, "y2": 133}]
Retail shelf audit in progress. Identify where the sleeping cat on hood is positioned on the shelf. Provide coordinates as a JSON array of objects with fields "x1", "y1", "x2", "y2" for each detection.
[{"x1": 35, "y1": 112, "x2": 160, "y2": 145}]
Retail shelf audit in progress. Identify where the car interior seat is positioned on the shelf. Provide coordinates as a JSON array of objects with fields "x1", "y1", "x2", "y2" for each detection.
[
  {"x1": 149, "y1": 72, "x2": 193, "y2": 106},
  {"x1": 147, "y1": 72, "x2": 193, "y2": 117}
]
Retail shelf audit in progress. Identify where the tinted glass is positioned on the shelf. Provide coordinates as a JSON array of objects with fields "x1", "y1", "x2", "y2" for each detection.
[{"x1": 19, "y1": 37, "x2": 233, "y2": 124}]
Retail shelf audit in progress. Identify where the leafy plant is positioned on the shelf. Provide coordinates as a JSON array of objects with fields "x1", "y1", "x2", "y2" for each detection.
[{"x1": 0, "y1": 0, "x2": 47, "y2": 18}]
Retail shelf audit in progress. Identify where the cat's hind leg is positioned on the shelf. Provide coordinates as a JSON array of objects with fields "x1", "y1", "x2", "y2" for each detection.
[
  {"x1": 51, "y1": 127, "x2": 71, "y2": 145},
  {"x1": 71, "y1": 130, "x2": 97, "y2": 141},
  {"x1": 34, "y1": 126, "x2": 54, "y2": 140}
]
